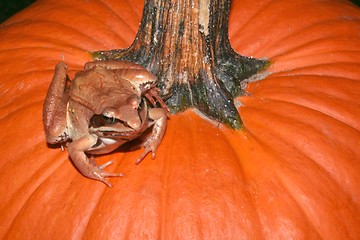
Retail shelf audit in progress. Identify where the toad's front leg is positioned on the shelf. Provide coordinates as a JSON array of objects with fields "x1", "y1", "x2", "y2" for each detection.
[
  {"x1": 136, "y1": 108, "x2": 168, "y2": 164},
  {"x1": 68, "y1": 134, "x2": 123, "y2": 187}
]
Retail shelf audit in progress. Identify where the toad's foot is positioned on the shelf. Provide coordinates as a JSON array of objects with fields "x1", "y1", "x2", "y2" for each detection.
[{"x1": 90, "y1": 160, "x2": 124, "y2": 187}]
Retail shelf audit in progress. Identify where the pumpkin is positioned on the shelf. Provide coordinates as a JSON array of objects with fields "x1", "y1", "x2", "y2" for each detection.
[{"x1": 1, "y1": 0, "x2": 360, "y2": 239}]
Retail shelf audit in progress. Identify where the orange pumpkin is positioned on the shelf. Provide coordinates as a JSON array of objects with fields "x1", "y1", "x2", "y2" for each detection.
[{"x1": 1, "y1": 0, "x2": 360, "y2": 239}]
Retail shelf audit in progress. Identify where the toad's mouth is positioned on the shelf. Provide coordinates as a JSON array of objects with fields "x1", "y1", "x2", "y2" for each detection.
[{"x1": 89, "y1": 120, "x2": 147, "y2": 138}]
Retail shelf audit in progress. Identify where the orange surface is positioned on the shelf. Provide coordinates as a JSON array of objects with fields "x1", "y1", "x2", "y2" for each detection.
[{"x1": 0, "y1": 0, "x2": 359, "y2": 239}]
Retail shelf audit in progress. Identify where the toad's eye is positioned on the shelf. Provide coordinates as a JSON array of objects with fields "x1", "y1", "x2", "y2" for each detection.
[
  {"x1": 103, "y1": 116, "x2": 116, "y2": 124},
  {"x1": 90, "y1": 115, "x2": 117, "y2": 127}
]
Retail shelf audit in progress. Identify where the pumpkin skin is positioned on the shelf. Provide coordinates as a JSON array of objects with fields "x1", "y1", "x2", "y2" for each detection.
[{"x1": 1, "y1": 0, "x2": 360, "y2": 239}]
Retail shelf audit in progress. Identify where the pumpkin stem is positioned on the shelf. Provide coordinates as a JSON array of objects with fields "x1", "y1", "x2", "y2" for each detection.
[{"x1": 92, "y1": 0, "x2": 268, "y2": 129}]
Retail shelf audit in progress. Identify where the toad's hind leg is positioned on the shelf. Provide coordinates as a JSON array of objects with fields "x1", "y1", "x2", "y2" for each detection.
[{"x1": 43, "y1": 62, "x2": 70, "y2": 143}]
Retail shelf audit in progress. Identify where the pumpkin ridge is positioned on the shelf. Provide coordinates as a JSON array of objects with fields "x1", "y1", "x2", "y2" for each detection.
[
  {"x1": 159, "y1": 119, "x2": 204, "y2": 239},
  {"x1": 218, "y1": 129, "x2": 268, "y2": 234},
  {"x1": 275, "y1": 158, "x2": 360, "y2": 239},
  {"x1": 228, "y1": 0, "x2": 275, "y2": 54},
  {"x1": 0, "y1": 21, "x2": 103, "y2": 49},
  {"x1": 1, "y1": 45, "x2": 88, "y2": 57},
  {"x1": 11, "y1": 158, "x2": 102, "y2": 239},
  {"x1": 0, "y1": 47, "x2": 89, "y2": 65},
  {"x1": 158, "y1": 119, "x2": 177, "y2": 239},
  {"x1": 222, "y1": 127, "x2": 322, "y2": 238},
  {"x1": 243, "y1": 111, "x2": 360, "y2": 214},
  {"x1": 244, "y1": 103, "x2": 360, "y2": 204},
  {"x1": 270, "y1": 62, "x2": 360, "y2": 80},
  {"x1": 271, "y1": 51, "x2": 360, "y2": 71},
  {"x1": 156, "y1": 114, "x2": 263, "y2": 239},
  {"x1": 122, "y1": 0, "x2": 143, "y2": 19},
  {"x1": 30, "y1": 0, "x2": 140, "y2": 31},
  {"x1": 251, "y1": 74, "x2": 360, "y2": 100},
  {"x1": 0, "y1": 49, "x2": 91, "y2": 77},
  {"x1": 270, "y1": 37, "x2": 360, "y2": 60},
  {"x1": 257, "y1": 19, "x2": 360, "y2": 56},
  {"x1": 230, "y1": 0, "x2": 360, "y2": 58},
  {"x1": 84, "y1": 1, "x2": 140, "y2": 46},
  {"x1": 263, "y1": 151, "x2": 325, "y2": 239},
  {"x1": 0, "y1": 70, "x2": 57, "y2": 91},
  {"x1": 229, "y1": 0, "x2": 274, "y2": 34},
  {"x1": 277, "y1": 134, "x2": 357, "y2": 204},
  {"x1": 0, "y1": 151, "x2": 67, "y2": 239},
  {"x1": 0, "y1": 91, "x2": 51, "y2": 120},
  {"x1": 246, "y1": 81, "x2": 360, "y2": 130},
  {"x1": 122, "y1": 178, "x2": 150, "y2": 239},
  {"x1": 246, "y1": 99, "x2": 360, "y2": 153},
  {"x1": 260, "y1": 72, "x2": 360, "y2": 81},
  {"x1": 0, "y1": 140, "x2": 50, "y2": 191},
  {"x1": 29, "y1": 3, "x2": 136, "y2": 49},
  {"x1": 76, "y1": 182, "x2": 110, "y2": 239},
  {"x1": 97, "y1": 0, "x2": 141, "y2": 35},
  {"x1": 0, "y1": 98, "x2": 44, "y2": 120},
  {"x1": 220, "y1": 129, "x2": 271, "y2": 238},
  {"x1": 262, "y1": 94, "x2": 360, "y2": 130},
  {"x1": 275, "y1": 168, "x2": 353, "y2": 239}
]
